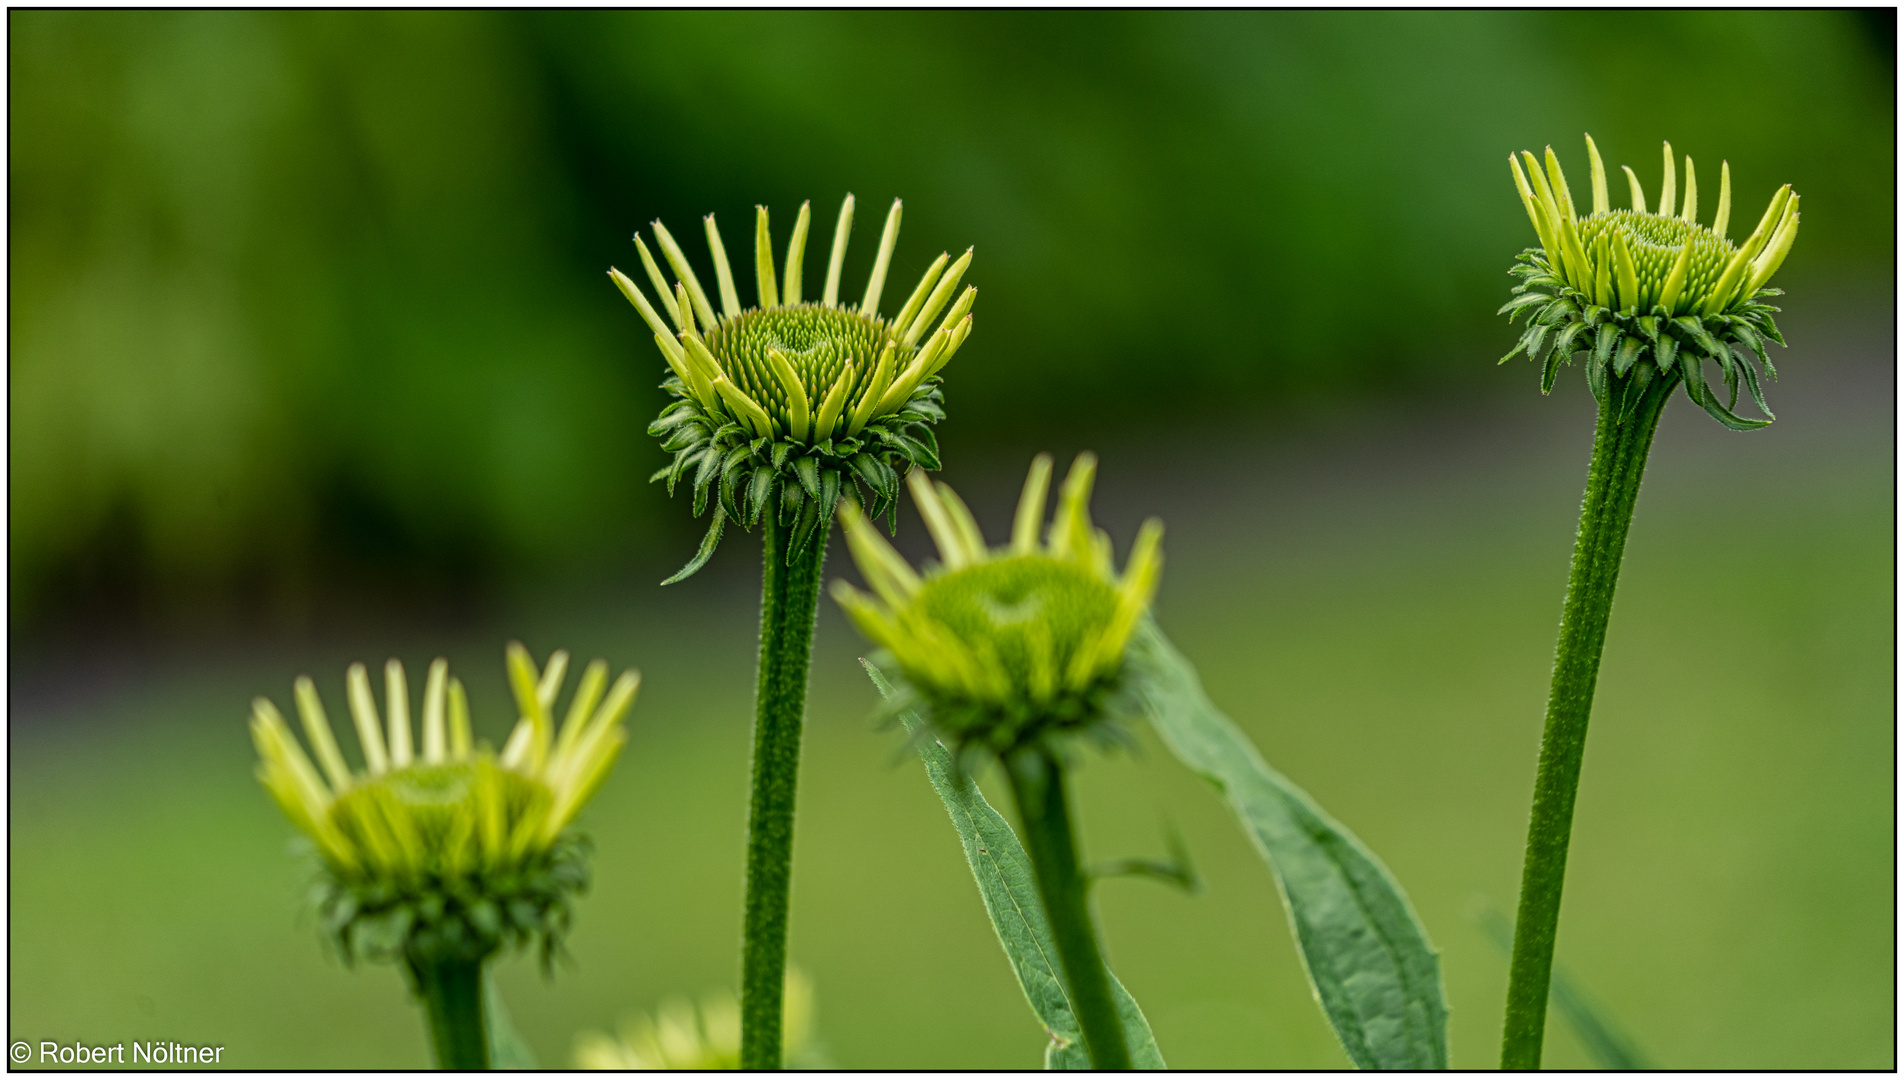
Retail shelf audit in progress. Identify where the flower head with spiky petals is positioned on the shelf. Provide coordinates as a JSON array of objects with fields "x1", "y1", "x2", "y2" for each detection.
[
  {"x1": 250, "y1": 644, "x2": 636, "y2": 968},
  {"x1": 611, "y1": 196, "x2": 976, "y2": 581},
  {"x1": 832, "y1": 454, "x2": 1163, "y2": 760},
  {"x1": 1502, "y1": 135, "x2": 1799, "y2": 429},
  {"x1": 573, "y1": 969, "x2": 819, "y2": 1070}
]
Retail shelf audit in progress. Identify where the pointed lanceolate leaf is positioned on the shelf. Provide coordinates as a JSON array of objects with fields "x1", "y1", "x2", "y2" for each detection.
[
  {"x1": 661, "y1": 425, "x2": 709, "y2": 454},
  {"x1": 779, "y1": 474, "x2": 805, "y2": 526},
  {"x1": 1524, "y1": 323, "x2": 1552, "y2": 364},
  {"x1": 648, "y1": 406, "x2": 699, "y2": 436},
  {"x1": 1586, "y1": 349, "x2": 1609, "y2": 407},
  {"x1": 667, "y1": 446, "x2": 704, "y2": 496},
  {"x1": 1655, "y1": 334, "x2": 1679, "y2": 383},
  {"x1": 849, "y1": 452, "x2": 898, "y2": 502},
  {"x1": 818, "y1": 467, "x2": 843, "y2": 531},
  {"x1": 1729, "y1": 321, "x2": 1771, "y2": 372},
  {"x1": 692, "y1": 444, "x2": 723, "y2": 517},
  {"x1": 1551, "y1": 319, "x2": 1590, "y2": 359},
  {"x1": 1671, "y1": 316, "x2": 1722, "y2": 358},
  {"x1": 1735, "y1": 345, "x2": 1773, "y2": 418},
  {"x1": 1125, "y1": 621, "x2": 1449, "y2": 1070},
  {"x1": 1540, "y1": 340, "x2": 1566, "y2": 395},
  {"x1": 908, "y1": 423, "x2": 942, "y2": 464},
  {"x1": 788, "y1": 496, "x2": 823, "y2": 560},
  {"x1": 745, "y1": 466, "x2": 776, "y2": 527},
  {"x1": 861, "y1": 660, "x2": 1167, "y2": 1070},
  {"x1": 720, "y1": 445, "x2": 754, "y2": 520},
  {"x1": 1612, "y1": 336, "x2": 1644, "y2": 377},
  {"x1": 1592, "y1": 323, "x2": 1619, "y2": 371},
  {"x1": 661, "y1": 505, "x2": 726, "y2": 585},
  {"x1": 1688, "y1": 357, "x2": 1772, "y2": 430},
  {"x1": 794, "y1": 455, "x2": 823, "y2": 500},
  {"x1": 484, "y1": 973, "x2": 539, "y2": 1069},
  {"x1": 1498, "y1": 292, "x2": 1551, "y2": 319}
]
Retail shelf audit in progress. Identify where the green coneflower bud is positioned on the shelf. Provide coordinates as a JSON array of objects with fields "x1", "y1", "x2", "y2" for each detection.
[
  {"x1": 832, "y1": 454, "x2": 1164, "y2": 758},
  {"x1": 572, "y1": 969, "x2": 818, "y2": 1070},
  {"x1": 1502, "y1": 134, "x2": 1799, "y2": 430},
  {"x1": 612, "y1": 196, "x2": 977, "y2": 581},
  {"x1": 249, "y1": 643, "x2": 637, "y2": 968}
]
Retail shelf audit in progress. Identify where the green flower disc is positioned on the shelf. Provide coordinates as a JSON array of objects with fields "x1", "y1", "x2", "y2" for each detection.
[{"x1": 706, "y1": 304, "x2": 914, "y2": 431}]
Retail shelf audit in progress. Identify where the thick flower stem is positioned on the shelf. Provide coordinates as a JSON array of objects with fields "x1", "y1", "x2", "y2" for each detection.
[
  {"x1": 740, "y1": 519, "x2": 829, "y2": 1070},
  {"x1": 408, "y1": 952, "x2": 490, "y2": 1070},
  {"x1": 1501, "y1": 381, "x2": 1671, "y2": 1070},
  {"x1": 1006, "y1": 747, "x2": 1132, "y2": 1071}
]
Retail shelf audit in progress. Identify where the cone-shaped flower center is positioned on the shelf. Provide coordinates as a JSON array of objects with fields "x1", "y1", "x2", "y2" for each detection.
[
  {"x1": 611, "y1": 195, "x2": 978, "y2": 581},
  {"x1": 706, "y1": 304, "x2": 915, "y2": 438},
  {"x1": 250, "y1": 643, "x2": 637, "y2": 963},
  {"x1": 1501, "y1": 135, "x2": 1799, "y2": 432},
  {"x1": 916, "y1": 555, "x2": 1120, "y2": 696},
  {"x1": 832, "y1": 454, "x2": 1164, "y2": 754},
  {"x1": 327, "y1": 759, "x2": 550, "y2": 882},
  {"x1": 1576, "y1": 210, "x2": 1735, "y2": 312}
]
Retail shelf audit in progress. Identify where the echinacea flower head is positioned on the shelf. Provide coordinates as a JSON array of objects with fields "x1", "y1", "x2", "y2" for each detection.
[
  {"x1": 611, "y1": 196, "x2": 976, "y2": 581},
  {"x1": 249, "y1": 643, "x2": 637, "y2": 967},
  {"x1": 832, "y1": 454, "x2": 1163, "y2": 758},
  {"x1": 573, "y1": 968, "x2": 819, "y2": 1070},
  {"x1": 1502, "y1": 135, "x2": 1799, "y2": 430}
]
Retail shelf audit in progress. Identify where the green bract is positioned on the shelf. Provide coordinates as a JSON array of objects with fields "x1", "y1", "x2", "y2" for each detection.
[
  {"x1": 250, "y1": 645, "x2": 636, "y2": 967},
  {"x1": 833, "y1": 454, "x2": 1163, "y2": 758},
  {"x1": 1502, "y1": 135, "x2": 1800, "y2": 430},
  {"x1": 611, "y1": 196, "x2": 977, "y2": 581}
]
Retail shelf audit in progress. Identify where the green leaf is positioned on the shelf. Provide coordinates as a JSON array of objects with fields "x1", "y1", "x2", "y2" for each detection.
[
  {"x1": 483, "y1": 972, "x2": 539, "y2": 1069},
  {"x1": 1539, "y1": 337, "x2": 1566, "y2": 394},
  {"x1": 794, "y1": 454, "x2": 823, "y2": 500},
  {"x1": 1472, "y1": 904, "x2": 1649, "y2": 1070},
  {"x1": 1735, "y1": 347, "x2": 1773, "y2": 418},
  {"x1": 1497, "y1": 292, "x2": 1549, "y2": 318},
  {"x1": 745, "y1": 466, "x2": 775, "y2": 526},
  {"x1": 1125, "y1": 621, "x2": 1449, "y2": 1070},
  {"x1": 1611, "y1": 336, "x2": 1644, "y2": 377},
  {"x1": 860, "y1": 660, "x2": 1167, "y2": 1071},
  {"x1": 1591, "y1": 322, "x2": 1620, "y2": 370},
  {"x1": 660, "y1": 505, "x2": 726, "y2": 585}
]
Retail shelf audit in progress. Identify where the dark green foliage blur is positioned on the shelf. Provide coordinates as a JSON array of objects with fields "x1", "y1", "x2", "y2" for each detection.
[{"x1": 9, "y1": 11, "x2": 1891, "y2": 630}]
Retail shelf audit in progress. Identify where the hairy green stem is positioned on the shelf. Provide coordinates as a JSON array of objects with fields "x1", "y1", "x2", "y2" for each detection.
[
  {"x1": 408, "y1": 952, "x2": 490, "y2": 1070},
  {"x1": 1006, "y1": 747, "x2": 1132, "y2": 1071},
  {"x1": 740, "y1": 519, "x2": 828, "y2": 1070},
  {"x1": 1501, "y1": 382, "x2": 1671, "y2": 1070}
]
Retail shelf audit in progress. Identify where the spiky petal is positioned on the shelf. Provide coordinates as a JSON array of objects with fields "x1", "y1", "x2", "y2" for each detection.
[
  {"x1": 832, "y1": 454, "x2": 1165, "y2": 757},
  {"x1": 1500, "y1": 134, "x2": 1798, "y2": 431}
]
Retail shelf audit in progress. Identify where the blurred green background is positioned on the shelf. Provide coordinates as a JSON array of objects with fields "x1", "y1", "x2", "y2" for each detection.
[{"x1": 9, "y1": 9, "x2": 1893, "y2": 1070}]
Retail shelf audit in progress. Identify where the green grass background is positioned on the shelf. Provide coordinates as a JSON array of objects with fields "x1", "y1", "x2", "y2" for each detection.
[{"x1": 10, "y1": 312, "x2": 1890, "y2": 1069}]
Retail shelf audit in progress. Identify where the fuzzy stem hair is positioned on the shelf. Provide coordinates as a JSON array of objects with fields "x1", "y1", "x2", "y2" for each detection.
[
  {"x1": 1501, "y1": 377, "x2": 1672, "y2": 1069},
  {"x1": 740, "y1": 518, "x2": 829, "y2": 1069}
]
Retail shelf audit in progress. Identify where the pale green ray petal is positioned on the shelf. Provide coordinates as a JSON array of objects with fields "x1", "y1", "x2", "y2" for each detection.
[
  {"x1": 754, "y1": 205, "x2": 779, "y2": 310},
  {"x1": 1657, "y1": 142, "x2": 1676, "y2": 217},
  {"x1": 1621, "y1": 165, "x2": 1647, "y2": 212},
  {"x1": 346, "y1": 662, "x2": 389, "y2": 775},
  {"x1": 1012, "y1": 453, "x2": 1054, "y2": 554},
  {"x1": 783, "y1": 200, "x2": 811, "y2": 305},
  {"x1": 704, "y1": 214, "x2": 742, "y2": 320},
  {"x1": 1585, "y1": 134, "x2": 1609, "y2": 215},
  {"x1": 421, "y1": 658, "x2": 448, "y2": 764},
  {"x1": 294, "y1": 675, "x2": 354, "y2": 790},
  {"x1": 860, "y1": 198, "x2": 903, "y2": 315},
  {"x1": 652, "y1": 220, "x2": 718, "y2": 330},
  {"x1": 823, "y1": 193, "x2": 855, "y2": 307}
]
